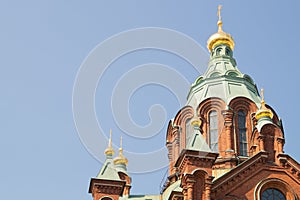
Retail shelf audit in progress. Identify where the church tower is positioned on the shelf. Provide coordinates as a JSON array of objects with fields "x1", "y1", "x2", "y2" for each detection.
[
  {"x1": 163, "y1": 5, "x2": 300, "y2": 200},
  {"x1": 89, "y1": 5, "x2": 300, "y2": 200},
  {"x1": 88, "y1": 131, "x2": 131, "y2": 200}
]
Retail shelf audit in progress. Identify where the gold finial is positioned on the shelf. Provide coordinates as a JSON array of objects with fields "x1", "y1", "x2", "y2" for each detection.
[
  {"x1": 104, "y1": 129, "x2": 115, "y2": 156},
  {"x1": 255, "y1": 88, "x2": 274, "y2": 120},
  {"x1": 113, "y1": 136, "x2": 128, "y2": 166},
  {"x1": 260, "y1": 88, "x2": 265, "y2": 104},
  {"x1": 118, "y1": 136, "x2": 124, "y2": 156},
  {"x1": 217, "y1": 5, "x2": 223, "y2": 32},
  {"x1": 207, "y1": 5, "x2": 235, "y2": 52},
  {"x1": 191, "y1": 118, "x2": 202, "y2": 128},
  {"x1": 108, "y1": 129, "x2": 112, "y2": 148},
  {"x1": 217, "y1": 5, "x2": 222, "y2": 21}
]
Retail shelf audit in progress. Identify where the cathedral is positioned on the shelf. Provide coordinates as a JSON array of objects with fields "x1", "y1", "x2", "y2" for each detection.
[{"x1": 88, "y1": 6, "x2": 300, "y2": 200}]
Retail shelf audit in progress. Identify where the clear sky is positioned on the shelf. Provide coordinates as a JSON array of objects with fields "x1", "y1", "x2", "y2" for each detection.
[{"x1": 1, "y1": 1, "x2": 300, "y2": 199}]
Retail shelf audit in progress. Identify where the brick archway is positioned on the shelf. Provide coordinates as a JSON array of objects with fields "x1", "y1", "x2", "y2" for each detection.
[{"x1": 254, "y1": 178, "x2": 298, "y2": 200}]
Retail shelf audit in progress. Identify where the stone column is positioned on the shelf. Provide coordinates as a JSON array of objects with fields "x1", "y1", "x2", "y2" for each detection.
[
  {"x1": 258, "y1": 135, "x2": 265, "y2": 151},
  {"x1": 222, "y1": 110, "x2": 234, "y2": 156},
  {"x1": 276, "y1": 137, "x2": 285, "y2": 154},
  {"x1": 181, "y1": 181, "x2": 188, "y2": 200},
  {"x1": 166, "y1": 142, "x2": 173, "y2": 175},
  {"x1": 205, "y1": 176, "x2": 214, "y2": 200},
  {"x1": 182, "y1": 188, "x2": 187, "y2": 200},
  {"x1": 186, "y1": 180, "x2": 195, "y2": 200},
  {"x1": 173, "y1": 126, "x2": 180, "y2": 159}
]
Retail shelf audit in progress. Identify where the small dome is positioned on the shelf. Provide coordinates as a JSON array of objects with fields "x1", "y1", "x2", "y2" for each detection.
[
  {"x1": 113, "y1": 147, "x2": 128, "y2": 166},
  {"x1": 255, "y1": 89, "x2": 274, "y2": 120},
  {"x1": 113, "y1": 136, "x2": 128, "y2": 166},
  {"x1": 255, "y1": 103, "x2": 273, "y2": 120},
  {"x1": 104, "y1": 147, "x2": 115, "y2": 156},
  {"x1": 207, "y1": 6, "x2": 235, "y2": 52},
  {"x1": 191, "y1": 118, "x2": 202, "y2": 128}
]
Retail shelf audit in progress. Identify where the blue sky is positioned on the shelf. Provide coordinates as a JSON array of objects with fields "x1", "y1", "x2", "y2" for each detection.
[{"x1": 1, "y1": 1, "x2": 300, "y2": 199}]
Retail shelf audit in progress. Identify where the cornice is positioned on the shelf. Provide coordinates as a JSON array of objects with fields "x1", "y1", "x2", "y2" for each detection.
[
  {"x1": 278, "y1": 153, "x2": 300, "y2": 182},
  {"x1": 212, "y1": 152, "x2": 300, "y2": 198},
  {"x1": 88, "y1": 178, "x2": 125, "y2": 195},
  {"x1": 212, "y1": 151, "x2": 268, "y2": 191},
  {"x1": 175, "y1": 149, "x2": 218, "y2": 174}
]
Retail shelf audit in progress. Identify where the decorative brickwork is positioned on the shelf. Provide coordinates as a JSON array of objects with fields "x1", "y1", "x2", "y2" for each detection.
[
  {"x1": 89, "y1": 179, "x2": 125, "y2": 200},
  {"x1": 88, "y1": 6, "x2": 300, "y2": 200}
]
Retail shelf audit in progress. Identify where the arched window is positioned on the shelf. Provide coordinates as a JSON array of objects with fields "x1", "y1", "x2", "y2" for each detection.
[
  {"x1": 209, "y1": 110, "x2": 218, "y2": 152},
  {"x1": 262, "y1": 188, "x2": 286, "y2": 200},
  {"x1": 185, "y1": 119, "x2": 193, "y2": 146},
  {"x1": 238, "y1": 110, "x2": 247, "y2": 156},
  {"x1": 216, "y1": 47, "x2": 222, "y2": 56},
  {"x1": 101, "y1": 197, "x2": 113, "y2": 200}
]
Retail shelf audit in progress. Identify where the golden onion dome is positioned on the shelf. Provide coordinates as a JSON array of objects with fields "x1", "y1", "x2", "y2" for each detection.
[
  {"x1": 113, "y1": 148, "x2": 128, "y2": 166},
  {"x1": 113, "y1": 136, "x2": 128, "y2": 166},
  {"x1": 207, "y1": 5, "x2": 235, "y2": 52},
  {"x1": 104, "y1": 147, "x2": 115, "y2": 156},
  {"x1": 255, "y1": 89, "x2": 274, "y2": 120},
  {"x1": 104, "y1": 129, "x2": 115, "y2": 156},
  {"x1": 191, "y1": 118, "x2": 202, "y2": 128}
]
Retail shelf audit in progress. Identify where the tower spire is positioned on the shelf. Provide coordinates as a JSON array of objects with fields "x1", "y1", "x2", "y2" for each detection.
[
  {"x1": 118, "y1": 136, "x2": 125, "y2": 160},
  {"x1": 114, "y1": 136, "x2": 128, "y2": 167},
  {"x1": 104, "y1": 129, "x2": 115, "y2": 157},
  {"x1": 261, "y1": 88, "x2": 265, "y2": 105},
  {"x1": 217, "y1": 5, "x2": 223, "y2": 32}
]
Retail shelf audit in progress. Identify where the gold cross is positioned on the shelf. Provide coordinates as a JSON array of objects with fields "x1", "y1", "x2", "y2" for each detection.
[
  {"x1": 218, "y1": 5, "x2": 222, "y2": 21},
  {"x1": 261, "y1": 88, "x2": 265, "y2": 102}
]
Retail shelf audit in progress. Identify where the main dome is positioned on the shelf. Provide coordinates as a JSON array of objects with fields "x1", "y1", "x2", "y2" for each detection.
[
  {"x1": 187, "y1": 5, "x2": 260, "y2": 108},
  {"x1": 207, "y1": 6, "x2": 235, "y2": 52}
]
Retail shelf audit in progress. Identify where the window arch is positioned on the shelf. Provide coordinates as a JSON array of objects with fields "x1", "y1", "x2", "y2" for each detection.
[
  {"x1": 238, "y1": 110, "x2": 247, "y2": 156},
  {"x1": 254, "y1": 178, "x2": 297, "y2": 200},
  {"x1": 225, "y1": 47, "x2": 231, "y2": 56},
  {"x1": 101, "y1": 197, "x2": 113, "y2": 200},
  {"x1": 209, "y1": 110, "x2": 218, "y2": 152},
  {"x1": 262, "y1": 188, "x2": 286, "y2": 200},
  {"x1": 216, "y1": 47, "x2": 222, "y2": 56},
  {"x1": 185, "y1": 119, "x2": 193, "y2": 145}
]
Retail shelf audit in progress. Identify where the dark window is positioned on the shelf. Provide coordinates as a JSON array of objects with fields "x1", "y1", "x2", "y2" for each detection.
[
  {"x1": 101, "y1": 197, "x2": 113, "y2": 200},
  {"x1": 186, "y1": 119, "x2": 193, "y2": 146},
  {"x1": 238, "y1": 110, "x2": 248, "y2": 156},
  {"x1": 225, "y1": 48, "x2": 231, "y2": 56},
  {"x1": 216, "y1": 48, "x2": 222, "y2": 56},
  {"x1": 209, "y1": 110, "x2": 218, "y2": 152},
  {"x1": 262, "y1": 188, "x2": 286, "y2": 200}
]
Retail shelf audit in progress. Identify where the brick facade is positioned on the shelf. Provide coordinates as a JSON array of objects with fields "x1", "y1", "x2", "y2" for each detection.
[{"x1": 88, "y1": 6, "x2": 300, "y2": 200}]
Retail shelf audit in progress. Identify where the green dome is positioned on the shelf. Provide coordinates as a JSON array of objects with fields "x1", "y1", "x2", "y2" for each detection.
[{"x1": 187, "y1": 43, "x2": 261, "y2": 108}]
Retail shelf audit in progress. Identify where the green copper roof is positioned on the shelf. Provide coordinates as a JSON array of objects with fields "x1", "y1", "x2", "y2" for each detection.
[
  {"x1": 96, "y1": 157, "x2": 121, "y2": 181},
  {"x1": 187, "y1": 44, "x2": 261, "y2": 108},
  {"x1": 162, "y1": 180, "x2": 182, "y2": 200},
  {"x1": 186, "y1": 128, "x2": 211, "y2": 152},
  {"x1": 256, "y1": 117, "x2": 275, "y2": 132},
  {"x1": 115, "y1": 163, "x2": 129, "y2": 175}
]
